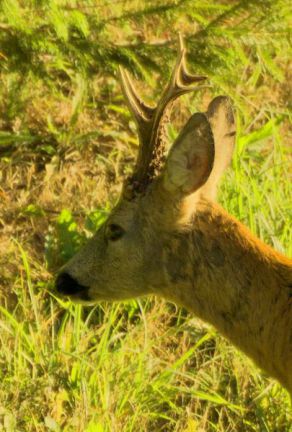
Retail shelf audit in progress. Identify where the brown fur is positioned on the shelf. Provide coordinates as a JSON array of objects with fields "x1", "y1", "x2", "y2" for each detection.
[
  {"x1": 57, "y1": 96, "x2": 292, "y2": 395},
  {"x1": 160, "y1": 200, "x2": 292, "y2": 394}
]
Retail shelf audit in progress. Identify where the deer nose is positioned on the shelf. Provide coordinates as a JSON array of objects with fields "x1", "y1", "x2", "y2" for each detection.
[{"x1": 55, "y1": 272, "x2": 87, "y2": 296}]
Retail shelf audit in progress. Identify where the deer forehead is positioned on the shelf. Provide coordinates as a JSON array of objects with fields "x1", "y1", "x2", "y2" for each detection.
[{"x1": 107, "y1": 199, "x2": 140, "y2": 226}]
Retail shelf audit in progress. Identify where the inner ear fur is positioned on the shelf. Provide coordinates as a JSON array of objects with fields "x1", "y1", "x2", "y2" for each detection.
[
  {"x1": 163, "y1": 112, "x2": 215, "y2": 197},
  {"x1": 200, "y1": 96, "x2": 236, "y2": 200}
]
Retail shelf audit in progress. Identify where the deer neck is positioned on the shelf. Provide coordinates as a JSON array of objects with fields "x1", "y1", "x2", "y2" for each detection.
[{"x1": 158, "y1": 200, "x2": 292, "y2": 391}]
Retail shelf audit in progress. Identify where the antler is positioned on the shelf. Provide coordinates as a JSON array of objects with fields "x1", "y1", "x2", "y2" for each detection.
[{"x1": 120, "y1": 35, "x2": 207, "y2": 199}]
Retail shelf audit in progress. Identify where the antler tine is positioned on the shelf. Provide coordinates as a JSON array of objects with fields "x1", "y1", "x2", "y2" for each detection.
[
  {"x1": 120, "y1": 35, "x2": 208, "y2": 199},
  {"x1": 119, "y1": 66, "x2": 155, "y2": 125},
  {"x1": 176, "y1": 33, "x2": 207, "y2": 87},
  {"x1": 155, "y1": 35, "x2": 207, "y2": 118}
]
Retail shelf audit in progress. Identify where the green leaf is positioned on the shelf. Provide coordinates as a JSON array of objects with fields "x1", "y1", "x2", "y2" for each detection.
[
  {"x1": 70, "y1": 10, "x2": 90, "y2": 38},
  {"x1": 49, "y1": 3, "x2": 69, "y2": 42},
  {"x1": 237, "y1": 116, "x2": 285, "y2": 150},
  {"x1": 23, "y1": 204, "x2": 45, "y2": 217}
]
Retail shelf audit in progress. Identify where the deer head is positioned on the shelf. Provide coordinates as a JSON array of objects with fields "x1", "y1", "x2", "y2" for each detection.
[{"x1": 55, "y1": 37, "x2": 236, "y2": 304}]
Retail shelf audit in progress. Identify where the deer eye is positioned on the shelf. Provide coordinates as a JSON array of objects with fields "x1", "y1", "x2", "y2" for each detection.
[{"x1": 105, "y1": 223, "x2": 125, "y2": 241}]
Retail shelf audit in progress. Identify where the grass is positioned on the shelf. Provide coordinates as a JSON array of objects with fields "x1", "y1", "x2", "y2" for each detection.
[{"x1": 0, "y1": 1, "x2": 291, "y2": 431}]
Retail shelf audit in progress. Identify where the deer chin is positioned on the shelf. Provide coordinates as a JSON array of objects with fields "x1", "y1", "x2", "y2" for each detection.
[
  {"x1": 57, "y1": 286, "x2": 95, "y2": 305},
  {"x1": 68, "y1": 286, "x2": 140, "y2": 304}
]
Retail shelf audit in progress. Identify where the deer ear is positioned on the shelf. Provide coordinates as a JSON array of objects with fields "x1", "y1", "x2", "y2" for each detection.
[
  {"x1": 200, "y1": 96, "x2": 236, "y2": 200},
  {"x1": 163, "y1": 113, "x2": 215, "y2": 197}
]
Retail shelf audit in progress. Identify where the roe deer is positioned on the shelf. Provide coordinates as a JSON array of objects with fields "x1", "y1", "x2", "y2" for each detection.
[{"x1": 55, "y1": 37, "x2": 292, "y2": 395}]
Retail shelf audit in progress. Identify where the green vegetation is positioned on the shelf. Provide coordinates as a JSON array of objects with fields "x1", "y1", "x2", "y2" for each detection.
[{"x1": 0, "y1": 0, "x2": 291, "y2": 430}]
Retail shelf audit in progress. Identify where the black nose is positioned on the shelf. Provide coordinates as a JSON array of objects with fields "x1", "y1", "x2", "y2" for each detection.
[{"x1": 56, "y1": 272, "x2": 88, "y2": 296}]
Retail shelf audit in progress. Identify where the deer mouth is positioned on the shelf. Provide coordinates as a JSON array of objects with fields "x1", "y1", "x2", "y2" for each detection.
[{"x1": 55, "y1": 272, "x2": 92, "y2": 302}]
